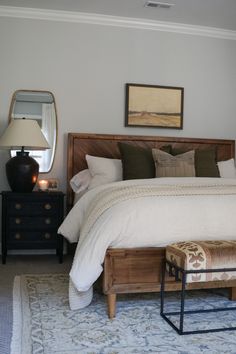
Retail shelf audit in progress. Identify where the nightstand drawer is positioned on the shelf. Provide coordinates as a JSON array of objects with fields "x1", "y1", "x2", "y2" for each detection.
[
  {"x1": 8, "y1": 230, "x2": 57, "y2": 243},
  {"x1": 9, "y1": 216, "x2": 58, "y2": 228},
  {"x1": 8, "y1": 201, "x2": 58, "y2": 215}
]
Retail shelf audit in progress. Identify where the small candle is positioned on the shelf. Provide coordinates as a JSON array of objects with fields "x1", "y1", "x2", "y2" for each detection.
[{"x1": 38, "y1": 179, "x2": 49, "y2": 191}]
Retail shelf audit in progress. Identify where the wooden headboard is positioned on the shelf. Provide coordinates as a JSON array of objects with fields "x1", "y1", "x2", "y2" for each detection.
[{"x1": 67, "y1": 133, "x2": 235, "y2": 209}]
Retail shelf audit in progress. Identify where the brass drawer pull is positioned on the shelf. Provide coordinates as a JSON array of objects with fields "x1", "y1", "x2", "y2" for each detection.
[
  {"x1": 44, "y1": 233, "x2": 51, "y2": 239},
  {"x1": 14, "y1": 233, "x2": 21, "y2": 240},
  {"x1": 44, "y1": 203, "x2": 52, "y2": 210},
  {"x1": 15, "y1": 218, "x2": 21, "y2": 224},
  {"x1": 45, "y1": 218, "x2": 51, "y2": 225},
  {"x1": 15, "y1": 203, "x2": 22, "y2": 210}
]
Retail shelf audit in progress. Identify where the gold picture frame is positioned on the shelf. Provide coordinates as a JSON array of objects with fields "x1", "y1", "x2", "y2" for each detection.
[{"x1": 125, "y1": 83, "x2": 184, "y2": 129}]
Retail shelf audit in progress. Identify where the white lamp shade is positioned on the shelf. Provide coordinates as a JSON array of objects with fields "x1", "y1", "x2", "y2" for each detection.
[{"x1": 0, "y1": 119, "x2": 50, "y2": 150}]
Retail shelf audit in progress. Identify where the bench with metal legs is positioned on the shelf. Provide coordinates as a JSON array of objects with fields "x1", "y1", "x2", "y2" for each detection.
[{"x1": 160, "y1": 259, "x2": 236, "y2": 335}]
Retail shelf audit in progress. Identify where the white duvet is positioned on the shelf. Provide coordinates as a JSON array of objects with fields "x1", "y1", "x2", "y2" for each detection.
[{"x1": 58, "y1": 177, "x2": 236, "y2": 309}]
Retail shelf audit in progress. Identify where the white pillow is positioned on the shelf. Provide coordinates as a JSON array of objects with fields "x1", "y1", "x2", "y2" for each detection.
[
  {"x1": 86, "y1": 155, "x2": 122, "y2": 189},
  {"x1": 70, "y1": 169, "x2": 92, "y2": 193},
  {"x1": 217, "y1": 158, "x2": 236, "y2": 178}
]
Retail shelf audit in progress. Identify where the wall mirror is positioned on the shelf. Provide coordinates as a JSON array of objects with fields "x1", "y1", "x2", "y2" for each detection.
[{"x1": 9, "y1": 90, "x2": 57, "y2": 173}]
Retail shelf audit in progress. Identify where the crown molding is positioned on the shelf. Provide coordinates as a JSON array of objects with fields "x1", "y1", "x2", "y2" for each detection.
[{"x1": 0, "y1": 5, "x2": 236, "y2": 41}]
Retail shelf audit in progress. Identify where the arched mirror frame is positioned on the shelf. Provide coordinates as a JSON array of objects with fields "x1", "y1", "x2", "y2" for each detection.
[{"x1": 8, "y1": 89, "x2": 58, "y2": 173}]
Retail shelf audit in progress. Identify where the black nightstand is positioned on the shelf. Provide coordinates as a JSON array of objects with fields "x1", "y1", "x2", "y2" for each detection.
[{"x1": 1, "y1": 191, "x2": 64, "y2": 264}]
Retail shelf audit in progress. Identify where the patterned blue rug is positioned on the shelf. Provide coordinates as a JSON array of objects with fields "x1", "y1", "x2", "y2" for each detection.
[{"x1": 11, "y1": 274, "x2": 236, "y2": 354}]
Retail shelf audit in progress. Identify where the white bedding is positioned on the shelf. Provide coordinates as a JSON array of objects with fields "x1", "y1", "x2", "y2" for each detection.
[{"x1": 58, "y1": 177, "x2": 236, "y2": 309}]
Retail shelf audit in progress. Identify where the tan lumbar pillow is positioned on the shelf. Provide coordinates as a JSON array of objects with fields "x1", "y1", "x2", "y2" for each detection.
[{"x1": 152, "y1": 149, "x2": 196, "y2": 177}]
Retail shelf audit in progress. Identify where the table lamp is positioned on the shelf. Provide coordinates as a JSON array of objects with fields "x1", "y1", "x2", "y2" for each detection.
[{"x1": 0, "y1": 118, "x2": 50, "y2": 192}]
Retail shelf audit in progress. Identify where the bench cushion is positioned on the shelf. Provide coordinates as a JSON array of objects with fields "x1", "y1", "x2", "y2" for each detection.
[{"x1": 166, "y1": 240, "x2": 236, "y2": 283}]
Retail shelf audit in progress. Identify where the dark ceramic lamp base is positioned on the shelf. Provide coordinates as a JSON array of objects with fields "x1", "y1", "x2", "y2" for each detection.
[{"x1": 6, "y1": 151, "x2": 39, "y2": 192}]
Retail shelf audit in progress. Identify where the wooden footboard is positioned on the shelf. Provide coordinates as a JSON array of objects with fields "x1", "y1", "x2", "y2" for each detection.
[
  {"x1": 103, "y1": 247, "x2": 236, "y2": 319},
  {"x1": 103, "y1": 248, "x2": 165, "y2": 294},
  {"x1": 103, "y1": 247, "x2": 173, "y2": 318}
]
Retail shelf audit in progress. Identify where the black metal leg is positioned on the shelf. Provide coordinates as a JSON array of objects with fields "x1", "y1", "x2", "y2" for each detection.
[
  {"x1": 179, "y1": 271, "x2": 186, "y2": 334},
  {"x1": 160, "y1": 260, "x2": 166, "y2": 315}
]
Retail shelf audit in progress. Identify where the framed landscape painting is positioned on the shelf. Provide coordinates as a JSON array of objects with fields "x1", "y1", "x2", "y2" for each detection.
[{"x1": 125, "y1": 83, "x2": 184, "y2": 129}]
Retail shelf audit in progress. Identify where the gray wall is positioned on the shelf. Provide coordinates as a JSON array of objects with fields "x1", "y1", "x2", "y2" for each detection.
[{"x1": 1, "y1": 17, "x2": 236, "y2": 192}]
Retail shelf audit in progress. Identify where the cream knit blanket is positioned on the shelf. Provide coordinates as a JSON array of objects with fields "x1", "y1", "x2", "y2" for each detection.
[{"x1": 80, "y1": 182, "x2": 236, "y2": 240}]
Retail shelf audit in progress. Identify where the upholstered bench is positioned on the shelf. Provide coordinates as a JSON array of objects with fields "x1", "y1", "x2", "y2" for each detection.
[{"x1": 160, "y1": 240, "x2": 236, "y2": 335}]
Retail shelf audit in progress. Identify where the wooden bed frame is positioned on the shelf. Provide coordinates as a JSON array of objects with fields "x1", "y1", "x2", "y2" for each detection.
[{"x1": 67, "y1": 132, "x2": 236, "y2": 318}]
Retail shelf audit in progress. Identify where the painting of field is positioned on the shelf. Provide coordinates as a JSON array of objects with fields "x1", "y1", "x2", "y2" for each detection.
[{"x1": 126, "y1": 84, "x2": 183, "y2": 129}]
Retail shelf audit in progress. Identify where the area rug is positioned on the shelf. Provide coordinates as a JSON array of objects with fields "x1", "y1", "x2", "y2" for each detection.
[{"x1": 11, "y1": 274, "x2": 236, "y2": 354}]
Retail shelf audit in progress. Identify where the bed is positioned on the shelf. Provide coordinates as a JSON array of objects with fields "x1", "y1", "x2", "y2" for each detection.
[{"x1": 63, "y1": 132, "x2": 236, "y2": 318}]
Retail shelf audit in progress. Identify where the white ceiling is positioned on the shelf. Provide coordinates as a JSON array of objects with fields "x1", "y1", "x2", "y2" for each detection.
[{"x1": 0, "y1": 0, "x2": 236, "y2": 31}]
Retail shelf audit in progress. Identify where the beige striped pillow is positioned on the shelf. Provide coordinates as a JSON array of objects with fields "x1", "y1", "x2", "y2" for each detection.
[{"x1": 152, "y1": 149, "x2": 196, "y2": 177}]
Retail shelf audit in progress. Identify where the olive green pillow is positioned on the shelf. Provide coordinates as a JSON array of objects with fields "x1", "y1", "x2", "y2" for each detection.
[
  {"x1": 118, "y1": 143, "x2": 155, "y2": 180},
  {"x1": 194, "y1": 149, "x2": 220, "y2": 177},
  {"x1": 172, "y1": 148, "x2": 220, "y2": 177}
]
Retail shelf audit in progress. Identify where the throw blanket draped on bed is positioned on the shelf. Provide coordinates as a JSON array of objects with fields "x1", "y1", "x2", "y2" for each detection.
[{"x1": 58, "y1": 178, "x2": 236, "y2": 310}]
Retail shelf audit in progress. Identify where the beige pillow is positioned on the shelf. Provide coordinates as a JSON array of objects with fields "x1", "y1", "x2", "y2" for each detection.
[{"x1": 152, "y1": 149, "x2": 196, "y2": 177}]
